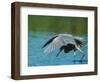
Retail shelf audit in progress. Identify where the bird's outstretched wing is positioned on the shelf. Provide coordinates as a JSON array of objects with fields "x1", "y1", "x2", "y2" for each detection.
[
  {"x1": 43, "y1": 36, "x2": 65, "y2": 53},
  {"x1": 42, "y1": 33, "x2": 84, "y2": 54},
  {"x1": 42, "y1": 36, "x2": 57, "y2": 48}
]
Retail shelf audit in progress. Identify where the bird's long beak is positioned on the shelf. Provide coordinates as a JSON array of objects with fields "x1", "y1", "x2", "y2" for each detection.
[
  {"x1": 75, "y1": 45, "x2": 84, "y2": 54},
  {"x1": 75, "y1": 45, "x2": 86, "y2": 60}
]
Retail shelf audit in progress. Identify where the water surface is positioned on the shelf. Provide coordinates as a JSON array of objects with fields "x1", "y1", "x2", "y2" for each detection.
[{"x1": 28, "y1": 32, "x2": 88, "y2": 67}]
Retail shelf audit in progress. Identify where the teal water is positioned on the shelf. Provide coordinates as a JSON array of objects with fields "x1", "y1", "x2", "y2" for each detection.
[{"x1": 28, "y1": 32, "x2": 88, "y2": 67}]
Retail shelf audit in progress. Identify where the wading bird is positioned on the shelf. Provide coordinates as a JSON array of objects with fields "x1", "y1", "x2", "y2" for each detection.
[{"x1": 42, "y1": 34, "x2": 86, "y2": 63}]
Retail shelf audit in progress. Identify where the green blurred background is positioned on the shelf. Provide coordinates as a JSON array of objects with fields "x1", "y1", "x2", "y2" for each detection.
[{"x1": 28, "y1": 15, "x2": 87, "y2": 36}]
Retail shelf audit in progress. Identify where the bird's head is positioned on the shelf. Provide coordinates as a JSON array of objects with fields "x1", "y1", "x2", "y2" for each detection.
[
  {"x1": 74, "y1": 39, "x2": 82, "y2": 47},
  {"x1": 74, "y1": 37, "x2": 87, "y2": 48}
]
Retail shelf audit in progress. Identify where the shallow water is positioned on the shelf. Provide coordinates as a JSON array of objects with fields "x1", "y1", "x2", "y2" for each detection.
[{"x1": 28, "y1": 32, "x2": 88, "y2": 67}]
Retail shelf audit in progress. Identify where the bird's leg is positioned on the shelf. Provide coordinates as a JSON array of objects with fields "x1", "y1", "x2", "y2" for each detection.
[
  {"x1": 74, "y1": 51, "x2": 76, "y2": 55},
  {"x1": 73, "y1": 50, "x2": 76, "y2": 64},
  {"x1": 56, "y1": 47, "x2": 63, "y2": 57},
  {"x1": 81, "y1": 54, "x2": 85, "y2": 60},
  {"x1": 75, "y1": 45, "x2": 85, "y2": 64},
  {"x1": 79, "y1": 50, "x2": 85, "y2": 62},
  {"x1": 56, "y1": 50, "x2": 62, "y2": 57}
]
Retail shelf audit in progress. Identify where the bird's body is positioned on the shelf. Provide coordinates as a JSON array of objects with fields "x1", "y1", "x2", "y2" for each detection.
[{"x1": 42, "y1": 33, "x2": 86, "y2": 62}]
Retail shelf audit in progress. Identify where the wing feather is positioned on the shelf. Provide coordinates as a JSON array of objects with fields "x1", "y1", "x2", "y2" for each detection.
[
  {"x1": 44, "y1": 37, "x2": 65, "y2": 53},
  {"x1": 42, "y1": 36, "x2": 57, "y2": 48},
  {"x1": 43, "y1": 34, "x2": 83, "y2": 54}
]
